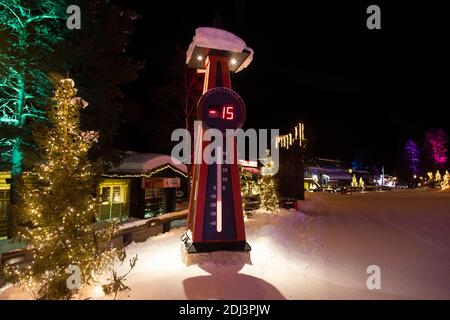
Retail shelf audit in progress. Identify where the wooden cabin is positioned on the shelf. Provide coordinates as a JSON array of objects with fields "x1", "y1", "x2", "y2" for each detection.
[
  {"x1": 0, "y1": 154, "x2": 189, "y2": 237},
  {"x1": 98, "y1": 153, "x2": 189, "y2": 222}
]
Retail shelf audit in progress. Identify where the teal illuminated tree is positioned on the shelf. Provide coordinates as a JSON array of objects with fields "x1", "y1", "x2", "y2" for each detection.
[
  {"x1": 0, "y1": 0, "x2": 68, "y2": 236},
  {"x1": 0, "y1": 0, "x2": 68, "y2": 171},
  {"x1": 1, "y1": 1, "x2": 142, "y2": 238}
]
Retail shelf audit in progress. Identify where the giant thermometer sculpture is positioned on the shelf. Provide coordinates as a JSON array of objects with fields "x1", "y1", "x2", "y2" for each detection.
[{"x1": 182, "y1": 28, "x2": 253, "y2": 253}]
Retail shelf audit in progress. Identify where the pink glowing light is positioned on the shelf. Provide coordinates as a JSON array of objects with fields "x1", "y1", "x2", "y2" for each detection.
[{"x1": 425, "y1": 128, "x2": 448, "y2": 166}]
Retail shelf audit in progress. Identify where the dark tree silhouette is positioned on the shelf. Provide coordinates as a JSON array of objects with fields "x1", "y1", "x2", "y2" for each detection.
[{"x1": 57, "y1": 0, "x2": 143, "y2": 165}]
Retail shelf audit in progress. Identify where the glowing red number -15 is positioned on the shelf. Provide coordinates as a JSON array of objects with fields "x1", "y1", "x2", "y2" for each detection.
[{"x1": 221, "y1": 105, "x2": 235, "y2": 120}]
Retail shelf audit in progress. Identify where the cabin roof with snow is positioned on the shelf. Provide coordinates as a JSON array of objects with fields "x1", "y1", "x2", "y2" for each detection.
[{"x1": 107, "y1": 153, "x2": 188, "y2": 177}]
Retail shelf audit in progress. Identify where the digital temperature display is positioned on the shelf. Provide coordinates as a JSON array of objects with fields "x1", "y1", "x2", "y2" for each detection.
[
  {"x1": 198, "y1": 87, "x2": 246, "y2": 131},
  {"x1": 208, "y1": 105, "x2": 235, "y2": 120}
]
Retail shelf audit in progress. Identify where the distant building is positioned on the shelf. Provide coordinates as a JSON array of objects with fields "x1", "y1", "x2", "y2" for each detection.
[
  {"x1": 304, "y1": 157, "x2": 352, "y2": 190},
  {"x1": 304, "y1": 157, "x2": 378, "y2": 190}
]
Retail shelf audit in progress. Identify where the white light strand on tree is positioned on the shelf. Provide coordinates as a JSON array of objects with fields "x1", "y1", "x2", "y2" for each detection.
[{"x1": 5, "y1": 78, "x2": 122, "y2": 300}]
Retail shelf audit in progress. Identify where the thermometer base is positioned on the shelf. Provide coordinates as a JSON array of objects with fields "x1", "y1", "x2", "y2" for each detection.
[{"x1": 181, "y1": 233, "x2": 251, "y2": 254}]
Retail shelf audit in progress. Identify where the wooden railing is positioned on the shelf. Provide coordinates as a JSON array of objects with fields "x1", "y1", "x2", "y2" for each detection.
[
  {"x1": 115, "y1": 209, "x2": 188, "y2": 245},
  {"x1": 0, "y1": 209, "x2": 189, "y2": 286}
]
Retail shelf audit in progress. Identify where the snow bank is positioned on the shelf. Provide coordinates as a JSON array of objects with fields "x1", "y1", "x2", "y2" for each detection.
[
  {"x1": 118, "y1": 218, "x2": 148, "y2": 231},
  {"x1": 103, "y1": 209, "x2": 320, "y2": 300}
]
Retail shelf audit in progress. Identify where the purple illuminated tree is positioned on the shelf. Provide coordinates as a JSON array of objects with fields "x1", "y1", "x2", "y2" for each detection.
[
  {"x1": 425, "y1": 129, "x2": 448, "y2": 169},
  {"x1": 405, "y1": 139, "x2": 420, "y2": 176}
]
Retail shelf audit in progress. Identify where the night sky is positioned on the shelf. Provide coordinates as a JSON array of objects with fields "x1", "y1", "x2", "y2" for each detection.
[{"x1": 115, "y1": 1, "x2": 449, "y2": 174}]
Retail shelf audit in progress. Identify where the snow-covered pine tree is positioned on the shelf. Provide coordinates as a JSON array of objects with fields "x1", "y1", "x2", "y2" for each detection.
[
  {"x1": 7, "y1": 78, "x2": 122, "y2": 300},
  {"x1": 259, "y1": 150, "x2": 279, "y2": 213}
]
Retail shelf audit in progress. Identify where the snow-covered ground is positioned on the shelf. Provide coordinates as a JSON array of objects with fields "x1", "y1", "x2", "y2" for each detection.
[{"x1": 2, "y1": 189, "x2": 450, "y2": 300}]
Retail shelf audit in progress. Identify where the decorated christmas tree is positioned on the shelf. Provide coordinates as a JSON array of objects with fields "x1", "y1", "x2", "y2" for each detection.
[
  {"x1": 441, "y1": 170, "x2": 449, "y2": 190},
  {"x1": 259, "y1": 150, "x2": 279, "y2": 213},
  {"x1": 240, "y1": 167, "x2": 259, "y2": 197},
  {"x1": 240, "y1": 167, "x2": 260, "y2": 213},
  {"x1": 435, "y1": 170, "x2": 442, "y2": 182},
  {"x1": 351, "y1": 174, "x2": 358, "y2": 187},
  {"x1": 359, "y1": 177, "x2": 365, "y2": 190},
  {"x1": 7, "y1": 78, "x2": 122, "y2": 299}
]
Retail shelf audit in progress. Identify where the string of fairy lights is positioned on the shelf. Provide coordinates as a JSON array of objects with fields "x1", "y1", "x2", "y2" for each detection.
[
  {"x1": 5, "y1": 79, "x2": 120, "y2": 299},
  {"x1": 103, "y1": 164, "x2": 189, "y2": 179},
  {"x1": 276, "y1": 122, "x2": 305, "y2": 149}
]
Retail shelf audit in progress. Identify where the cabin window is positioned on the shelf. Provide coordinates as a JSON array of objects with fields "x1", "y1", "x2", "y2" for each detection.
[
  {"x1": 98, "y1": 184, "x2": 128, "y2": 221},
  {"x1": 145, "y1": 187, "x2": 162, "y2": 199},
  {"x1": 0, "y1": 190, "x2": 9, "y2": 238},
  {"x1": 0, "y1": 190, "x2": 8, "y2": 218},
  {"x1": 101, "y1": 187, "x2": 111, "y2": 203},
  {"x1": 112, "y1": 186, "x2": 121, "y2": 203},
  {"x1": 144, "y1": 187, "x2": 164, "y2": 218}
]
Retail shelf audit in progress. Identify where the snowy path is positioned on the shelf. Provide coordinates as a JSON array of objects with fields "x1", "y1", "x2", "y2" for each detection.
[
  {"x1": 300, "y1": 189, "x2": 450, "y2": 299},
  {"x1": 1, "y1": 189, "x2": 449, "y2": 300}
]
